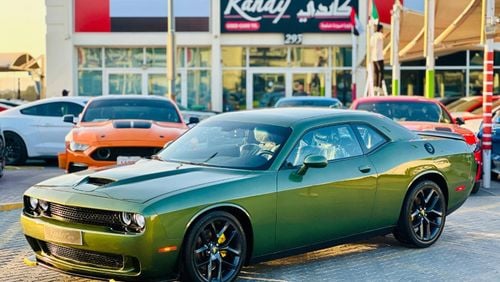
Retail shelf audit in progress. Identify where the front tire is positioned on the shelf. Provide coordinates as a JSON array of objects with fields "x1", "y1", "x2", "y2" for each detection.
[
  {"x1": 182, "y1": 211, "x2": 246, "y2": 282},
  {"x1": 4, "y1": 132, "x2": 27, "y2": 165},
  {"x1": 393, "y1": 180, "x2": 446, "y2": 248}
]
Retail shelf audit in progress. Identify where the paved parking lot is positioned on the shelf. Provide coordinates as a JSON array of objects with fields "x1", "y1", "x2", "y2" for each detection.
[{"x1": 1, "y1": 165, "x2": 500, "y2": 281}]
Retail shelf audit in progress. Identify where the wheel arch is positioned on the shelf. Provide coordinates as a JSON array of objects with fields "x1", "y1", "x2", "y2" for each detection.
[
  {"x1": 407, "y1": 171, "x2": 449, "y2": 209},
  {"x1": 182, "y1": 203, "x2": 254, "y2": 265},
  {"x1": 4, "y1": 130, "x2": 30, "y2": 157}
]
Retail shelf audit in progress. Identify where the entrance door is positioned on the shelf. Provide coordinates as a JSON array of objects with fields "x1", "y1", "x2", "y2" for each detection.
[
  {"x1": 291, "y1": 72, "x2": 327, "y2": 97},
  {"x1": 248, "y1": 72, "x2": 286, "y2": 109}
]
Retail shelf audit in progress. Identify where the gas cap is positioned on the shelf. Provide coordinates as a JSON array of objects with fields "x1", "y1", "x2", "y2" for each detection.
[{"x1": 424, "y1": 143, "x2": 435, "y2": 154}]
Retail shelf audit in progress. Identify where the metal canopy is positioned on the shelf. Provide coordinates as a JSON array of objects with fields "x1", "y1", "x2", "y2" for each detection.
[{"x1": 0, "y1": 53, "x2": 41, "y2": 72}]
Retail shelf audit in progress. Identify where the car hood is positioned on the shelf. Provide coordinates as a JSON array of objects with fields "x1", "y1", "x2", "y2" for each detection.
[
  {"x1": 72, "y1": 120, "x2": 187, "y2": 142},
  {"x1": 34, "y1": 159, "x2": 251, "y2": 204},
  {"x1": 400, "y1": 121, "x2": 477, "y2": 144}
]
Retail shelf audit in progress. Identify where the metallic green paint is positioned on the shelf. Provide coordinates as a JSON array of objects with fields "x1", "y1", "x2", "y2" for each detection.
[{"x1": 21, "y1": 109, "x2": 476, "y2": 281}]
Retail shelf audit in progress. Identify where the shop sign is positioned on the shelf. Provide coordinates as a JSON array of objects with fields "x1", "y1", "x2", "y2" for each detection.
[{"x1": 221, "y1": 0, "x2": 358, "y2": 33}]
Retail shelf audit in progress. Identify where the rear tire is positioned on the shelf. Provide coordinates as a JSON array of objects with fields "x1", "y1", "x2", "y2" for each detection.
[
  {"x1": 471, "y1": 181, "x2": 480, "y2": 194},
  {"x1": 393, "y1": 180, "x2": 446, "y2": 248},
  {"x1": 4, "y1": 132, "x2": 27, "y2": 165}
]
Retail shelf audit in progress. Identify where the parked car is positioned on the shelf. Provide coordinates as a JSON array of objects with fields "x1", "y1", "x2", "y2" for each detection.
[
  {"x1": 177, "y1": 104, "x2": 217, "y2": 123},
  {"x1": 275, "y1": 96, "x2": 343, "y2": 108},
  {"x1": 447, "y1": 96, "x2": 500, "y2": 117},
  {"x1": 478, "y1": 113, "x2": 500, "y2": 179},
  {"x1": 22, "y1": 108, "x2": 476, "y2": 281},
  {"x1": 59, "y1": 95, "x2": 188, "y2": 172},
  {"x1": 352, "y1": 96, "x2": 482, "y2": 193},
  {"x1": 0, "y1": 97, "x2": 89, "y2": 165},
  {"x1": 0, "y1": 104, "x2": 12, "y2": 112},
  {"x1": 0, "y1": 127, "x2": 4, "y2": 178}
]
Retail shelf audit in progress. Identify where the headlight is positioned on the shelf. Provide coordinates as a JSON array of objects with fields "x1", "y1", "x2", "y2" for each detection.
[
  {"x1": 120, "y1": 212, "x2": 132, "y2": 226},
  {"x1": 39, "y1": 200, "x2": 49, "y2": 211},
  {"x1": 69, "y1": 141, "x2": 89, "y2": 152},
  {"x1": 28, "y1": 197, "x2": 38, "y2": 210},
  {"x1": 133, "y1": 214, "x2": 146, "y2": 229}
]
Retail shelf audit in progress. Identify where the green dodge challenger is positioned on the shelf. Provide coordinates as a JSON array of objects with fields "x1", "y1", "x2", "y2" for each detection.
[{"x1": 21, "y1": 108, "x2": 476, "y2": 281}]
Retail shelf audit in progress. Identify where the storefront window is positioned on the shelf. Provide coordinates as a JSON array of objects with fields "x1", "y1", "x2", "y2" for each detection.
[
  {"x1": 78, "y1": 48, "x2": 102, "y2": 68},
  {"x1": 148, "y1": 74, "x2": 167, "y2": 96},
  {"x1": 436, "y1": 52, "x2": 466, "y2": 66},
  {"x1": 108, "y1": 73, "x2": 142, "y2": 95},
  {"x1": 290, "y1": 47, "x2": 328, "y2": 67},
  {"x1": 332, "y1": 47, "x2": 352, "y2": 67},
  {"x1": 187, "y1": 48, "x2": 211, "y2": 67},
  {"x1": 400, "y1": 70, "x2": 424, "y2": 96},
  {"x1": 249, "y1": 47, "x2": 287, "y2": 67},
  {"x1": 223, "y1": 70, "x2": 246, "y2": 111},
  {"x1": 435, "y1": 70, "x2": 465, "y2": 98},
  {"x1": 332, "y1": 70, "x2": 352, "y2": 105},
  {"x1": 78, "y1": 71, "x2": 102, "y2": 96},
  {"x1": 146, "y1": 48, "x2": 166, "y2": 67},
  {"x1": 470, "y1": 51, "x2": 483, "y2": 66},
  {"x1": 222, "y1": 47, "x2": 246, "y2": 67},
  {"x1": 188, "y1": 70, "x2": 211, "y2": 110},
  {"x1": 293, "y1": 73, "x2": 325, "y2": 96},
  {"x1": 469, "y1": 70, "x2": 483, "y2": 96},
  {"x1": 105, "y1": 48, "x2": 143, "y2": 68}
]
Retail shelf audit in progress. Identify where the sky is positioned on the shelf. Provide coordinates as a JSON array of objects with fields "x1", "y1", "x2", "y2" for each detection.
[{"x1": 0, "y1": 0, "x2": 45, "y2": 58}]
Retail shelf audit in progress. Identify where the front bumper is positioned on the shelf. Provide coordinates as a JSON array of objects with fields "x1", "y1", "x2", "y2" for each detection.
[{"x1": 21, "y1": 213, "x2": 180, "y2": 281}]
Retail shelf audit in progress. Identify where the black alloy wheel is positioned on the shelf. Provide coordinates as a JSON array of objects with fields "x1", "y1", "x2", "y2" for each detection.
[
  {"x1": 4, "y1": 132, "x2": 27, "y2": 165},
  {"x1": 183, "y1": 211, "x2": 246, "y2": 282},
  {"x1": 393, "y1": 180, "x2": 446, "y2": 248}
]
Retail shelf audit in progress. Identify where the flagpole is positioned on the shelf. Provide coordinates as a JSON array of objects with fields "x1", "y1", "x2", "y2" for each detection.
[
  {"x1": 352, "y1": 28, "x2": 357, "y2": 102},
  {"x1": 424, "y1": 0, "x2": 435, "y2": 99},
  {"x1": 365, "y1": 0, "x2": 374, "y2": 97}
]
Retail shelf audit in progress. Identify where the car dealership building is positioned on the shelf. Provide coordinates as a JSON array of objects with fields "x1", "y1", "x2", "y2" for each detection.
[{"x1": 45, "y1": 0, "x2": 500, "y2": 110}]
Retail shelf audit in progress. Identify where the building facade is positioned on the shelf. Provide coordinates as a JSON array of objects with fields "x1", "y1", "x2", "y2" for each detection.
[{"x1": 45, "y1": 0, "x2": 498, "y2": 110}]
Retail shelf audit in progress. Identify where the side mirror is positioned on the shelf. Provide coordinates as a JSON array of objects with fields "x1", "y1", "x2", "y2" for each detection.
[
  {"x1": 63, "y1": 114, "x2": 76, "y2": 124},
  {"x1": 296, "y1": 155, "x2": 328, "y2": 176},
  {"x1": 188, "y1": 117, "x2": 200, "y2": 125},
  {"x1": 455, "y1": 117, "x2": 465, "y2": 125}
]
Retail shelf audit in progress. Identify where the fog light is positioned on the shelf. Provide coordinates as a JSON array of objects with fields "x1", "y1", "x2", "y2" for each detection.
[
  {"x1": 28, "y1": 197, "x2": 38, "y2": 210},
  {"x1": 97, "y1": 148, "x2": 111, "y2": 160},
  {"x1": 133, "y1": 214, "x2": 145, "y2": 229},
  {"x1": 120, "y1": 212, "x2": 132, "y2": 226}
]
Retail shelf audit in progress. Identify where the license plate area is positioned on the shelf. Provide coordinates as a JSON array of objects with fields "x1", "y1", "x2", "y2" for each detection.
[
  {"x1": 117, "y1": 156, "x2": 141, "y2": 166},
  {"x1": 44, "y1": 225, "x2": 82, "y2": 246}
]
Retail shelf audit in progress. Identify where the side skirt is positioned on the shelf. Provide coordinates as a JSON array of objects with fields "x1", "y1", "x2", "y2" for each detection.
[{"x1": 249, "y1": 227, "x2": 395, "y2": 264}]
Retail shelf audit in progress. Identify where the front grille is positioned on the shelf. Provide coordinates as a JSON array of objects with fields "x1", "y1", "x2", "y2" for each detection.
[
  {"x1": 90, "y1": 146, "x2": 161, "y2": 161},
  {"x1": 43, "y1": 242, "x2": 124, "y2": 269},
  {"x1": 48, "y1": 202, "x2": 123, "y2": 230}
]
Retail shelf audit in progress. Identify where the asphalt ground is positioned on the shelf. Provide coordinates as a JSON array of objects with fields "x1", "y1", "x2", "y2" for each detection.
[{"x1": 0, "y1": 164, "x2": 499, "y2": 281}]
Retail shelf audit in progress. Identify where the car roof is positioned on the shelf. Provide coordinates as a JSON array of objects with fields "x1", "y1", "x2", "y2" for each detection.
[
  {"x1": 278, "y1": 96, "x2": 340, "y2": 102},
  {"x1": 89, "y1": 95, "x2": 171, "y2": 102},
  {"x1": 354, "y1": 96, "x2": 437, "y2": 104}
]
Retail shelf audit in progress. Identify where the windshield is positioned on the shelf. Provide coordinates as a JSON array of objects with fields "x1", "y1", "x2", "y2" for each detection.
[
  {"x1": 82, "y1": 98, "x2": 181, "y2": 123},
  {"x1": 158, "y1": 120, "x2": 291, "y2": 170},
  {"x1": 276, "y1": 99, "x2": 342, "y2": 108},
  {"x1": 356, "y1": 101, "x2": 452, "y2": 123}
]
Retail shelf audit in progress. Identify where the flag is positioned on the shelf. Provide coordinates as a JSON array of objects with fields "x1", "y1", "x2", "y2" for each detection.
[
  {"x1": 350, "y1": 7, "x2": 363, "y2": 36},
  {"x1": 371, "y1": 0, "x2": 379, "y2": 24}
]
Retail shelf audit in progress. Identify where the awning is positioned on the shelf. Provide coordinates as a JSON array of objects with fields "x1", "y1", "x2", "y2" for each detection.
[{"x1": 0, "y1": 53, "x2": 41, "y2": 72}]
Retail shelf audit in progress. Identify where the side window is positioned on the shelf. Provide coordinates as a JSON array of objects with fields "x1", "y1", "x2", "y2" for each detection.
[
  {"x1": 62, "y1": 102, "x2": 84, "y2": 116},
  {"x1": 20, "y1": 105, "x2": 42, "y2": 116},
  {"x1": 285, "y1": 124, "x2": 363, "y2": 167},
  {"x1": 355, "y1": 124, "x2": 387, "y2": 151}
]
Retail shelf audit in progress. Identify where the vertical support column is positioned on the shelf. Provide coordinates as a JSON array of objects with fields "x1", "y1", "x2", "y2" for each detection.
[
  {"x1": 211, "y1": 0, "x2": 222, "y2": 112},
  {"x1": 167, "y1": 0, "x2": 176, "y2": 101},
  {"x1": 351, "y1": 31, "x2": 357, "y2": 102},
  {"x1": 391, "y1": 1, "x2": 401, "y2": 96},
  {"x1": 424, "y1": 0, "x2": 435, "y2": 99},
  {"x1": 482, "y1": 0, "x2": 495, "y2": 189}
]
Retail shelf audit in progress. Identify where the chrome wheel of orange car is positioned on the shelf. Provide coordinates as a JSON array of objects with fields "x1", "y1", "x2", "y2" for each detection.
[
  {"x1": 183, "y1": 211, "x2": 246, "y2": 282},
  {"x1": 394, "y1": 181, "x2": 446, "y2": 248}
]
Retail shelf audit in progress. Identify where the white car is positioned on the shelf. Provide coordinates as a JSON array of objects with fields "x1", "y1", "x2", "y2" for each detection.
[{"x1": 0, "y1": 97, "x2": 89, "y2": 165}]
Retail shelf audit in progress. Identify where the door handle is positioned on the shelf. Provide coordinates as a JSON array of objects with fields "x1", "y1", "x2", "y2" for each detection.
[{"x1": 358, "y1": 165, "x2": 371, "y2": 173}]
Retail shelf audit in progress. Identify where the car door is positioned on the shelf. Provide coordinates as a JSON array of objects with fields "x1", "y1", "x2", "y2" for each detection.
[
  {"x1": 276, "y1": 124, "x2": 378, "y2": 250},
  {"x1": 28, "y1": 102, "x2": 84, "y2": 156}
]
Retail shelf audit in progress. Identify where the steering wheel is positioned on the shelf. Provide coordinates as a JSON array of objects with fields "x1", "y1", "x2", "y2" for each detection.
[{"x1": 258, "y1": 150, "x2": 274, "y2": 160}]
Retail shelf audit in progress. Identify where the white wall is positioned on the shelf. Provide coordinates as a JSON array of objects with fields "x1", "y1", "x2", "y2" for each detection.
[{"x1": 45, "y1": 0, "x2": 74, "y2": 98}]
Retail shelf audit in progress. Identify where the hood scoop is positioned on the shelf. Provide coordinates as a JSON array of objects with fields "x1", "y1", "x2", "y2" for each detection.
[
  {"x1": 434, "y1": 127, "x2": 452, "y2": 132},
  {"x1": 113, "y1": 120, "x2": 152, "y2": 129},
  {"x1": 87, "y1": 177, "x2": 116, "y2": 187}
]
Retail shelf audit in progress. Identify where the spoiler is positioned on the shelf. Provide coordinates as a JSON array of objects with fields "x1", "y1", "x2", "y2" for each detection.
[{"x1": 414, "y1": 130, "x2": 465, "y2": 142}]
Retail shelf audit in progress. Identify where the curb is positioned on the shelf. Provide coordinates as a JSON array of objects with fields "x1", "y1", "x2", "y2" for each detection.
[{"x1": 0, "y1": 202, "x2": 23, "y2": 211}]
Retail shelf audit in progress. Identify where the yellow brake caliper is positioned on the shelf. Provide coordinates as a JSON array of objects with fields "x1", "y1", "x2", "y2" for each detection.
[{"x1": 218, "y1": 233, "x2": 227, "y2": 257}]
